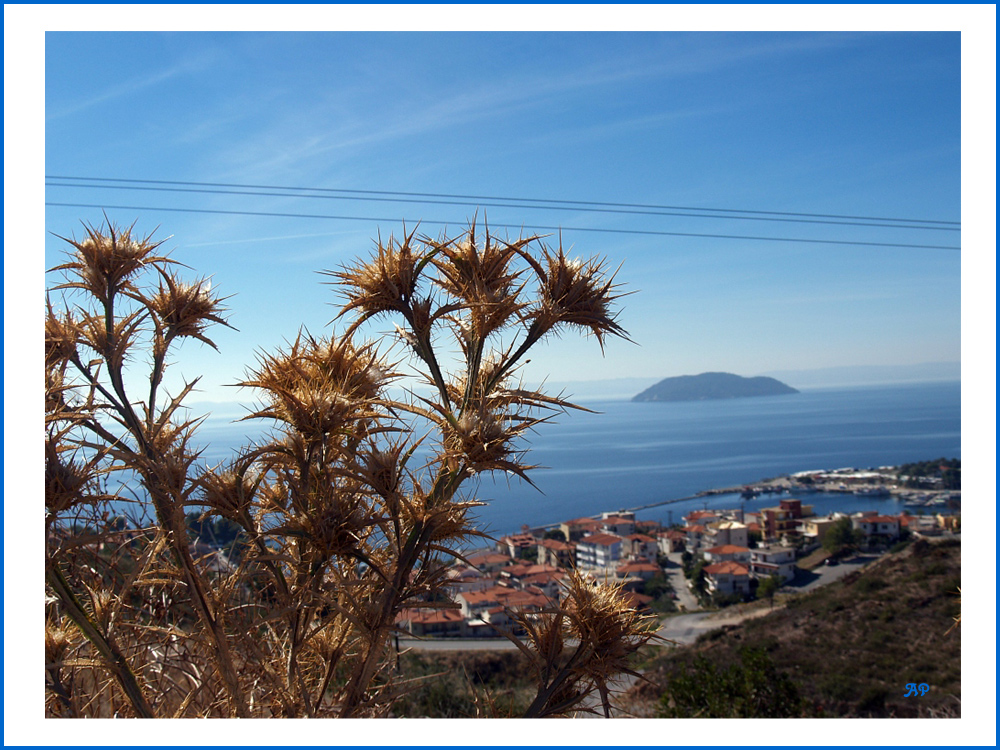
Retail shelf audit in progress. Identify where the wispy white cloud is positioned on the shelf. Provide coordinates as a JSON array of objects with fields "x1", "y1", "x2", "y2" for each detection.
[
  {"x1": 183, "y1": 229, "x2": 359, "y2": 249},
  {"x1": 200, "y1": 32, "x2": 870, "y2": 186},
  {"x1": 46, "y1": 53, "x2": 215, "y2": 120}
]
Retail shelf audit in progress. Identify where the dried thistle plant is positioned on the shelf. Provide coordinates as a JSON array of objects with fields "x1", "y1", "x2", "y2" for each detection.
[
  {"x1": 45, "y1": 218, "x2": 637, "y2": 719},
  {"x1": 499, "y1": 570, "x2": 659, "y2": 718}
]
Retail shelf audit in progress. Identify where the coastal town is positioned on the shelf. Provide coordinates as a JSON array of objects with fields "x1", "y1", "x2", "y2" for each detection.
[{"x1": 395, "y1": 464, "x2": 961, "y2": 639}]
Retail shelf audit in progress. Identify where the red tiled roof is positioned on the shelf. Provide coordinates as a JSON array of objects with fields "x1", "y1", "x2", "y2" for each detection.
[
  {"x1": 616, "y1": 561, "x2": 660, "y2": 574},
  {"x1": 505, "y1": 563, "x2": 562, "y2": 578},
  {"x1": 465, "y1": 552, "x2": 512, "y2": 566},
  {"x1": 627, "y1": 533, "x2": 656, "y2": 543},
  {"x1": 459, "y1": 586, "x2": 509, "y2": 605},
  {"x1": 685, "y1": 510, "x2": 718, "y2": 522},
  {"x1": 522, "y1": 570, "x2": 565, "y2": 586},
  {"x1": 579, "y1": 532, "x2": 622, "y2": 547},
  {"x1": 866, "y1": 515, "x2": 899, "y2": 524},
  {"x1": 396, "y1": 608, "x2": 464, "y2": 625},
  {"x1": 539, "y1": 538, "x2": 574, "y2": 551},
  {"x1": 688, "y1": 524, "x2": 706, "y2": 533},
  {"x1": 501, "y1": 533, "x2": 537, "y2": 547},
  {"x1": 704, "y1": 561, "x2": 750, "y2": 576},
  {"x1": 564, "y1": 517, "x2": 601, "y2": 527},
  {"x1": 619, "y1": 591, "x2": 654, "y2": 610},
  {"x1": 494, "y1": 588, "x2": 551, "y2": 609},
  {"x1": 705, "y1": 544, "x2": 750, "y2": 555}
]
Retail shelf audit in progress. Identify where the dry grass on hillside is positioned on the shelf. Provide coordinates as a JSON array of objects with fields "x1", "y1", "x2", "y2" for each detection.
[{"x1": 627, "y1": 538, "x2": 961, "y2": 718}]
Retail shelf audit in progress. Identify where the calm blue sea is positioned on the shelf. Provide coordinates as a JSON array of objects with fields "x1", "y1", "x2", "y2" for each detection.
[{"x1": 192, "y1": 380, "x2": 960, "y2": 536}]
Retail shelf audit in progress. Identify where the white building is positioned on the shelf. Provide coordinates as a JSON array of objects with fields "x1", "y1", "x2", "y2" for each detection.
[
  {"x1": 704, "y1": 520, "x2": 749, "y2": 549},
  {"x1": 704, "y1": 561, "x2": 751, "y2": 596},
  {"x1": 852, "y1": 513, "x2": 901, "y2": 540},
  {"x1": 576, "y1": 532, "x2": 623, "y2": 569},
  {"x1": 749, "y1": 545, "x2": 797, "y2": 583},
  {"x1": 703, "y1": 544, "x2": 751, "y2": 564}
]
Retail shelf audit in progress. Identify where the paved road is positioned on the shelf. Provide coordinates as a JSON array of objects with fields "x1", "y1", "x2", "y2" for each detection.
[
  {"x1": 785, "y1": 553, "x2": 879, "y2": 593},
  {"x1": 397, "y1": 635, "x2": 520, "y2": 651},
  {"x1": 662, "y1": 551, "x2": 701, "y2": 612}
]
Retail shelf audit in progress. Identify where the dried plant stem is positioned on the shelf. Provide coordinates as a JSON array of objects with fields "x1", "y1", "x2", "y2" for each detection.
[
  {"x1": 45, "y1": 667, "x2": 77, "y2": 718},
  {"x1": 157, "y1": 505, "x2": 249, "y2": 718},
  {"x1": 46, "y1": 564, "x2": 155, "y2": 719},
  {"x1": 337, "y1": 522, "x2": 425, "y2": 717}
]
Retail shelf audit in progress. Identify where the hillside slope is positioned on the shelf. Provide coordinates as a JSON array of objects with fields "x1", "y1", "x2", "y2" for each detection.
[{"x1": 630, "y1": 538, "x2": 961, "y2": 717}]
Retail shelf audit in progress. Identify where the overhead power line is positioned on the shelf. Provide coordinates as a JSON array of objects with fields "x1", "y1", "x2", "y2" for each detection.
[
  {"x1": 47, "y1": 175, "x2": 960, "y2": 230},
  {"x1": 46, "y1": 202, "x2": 962, "y2": 251}
]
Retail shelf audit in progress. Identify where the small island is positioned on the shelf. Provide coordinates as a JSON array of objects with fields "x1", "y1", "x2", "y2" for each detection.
[{"x1": 632, "y1": 372, "x2": 799, "y2": 402}]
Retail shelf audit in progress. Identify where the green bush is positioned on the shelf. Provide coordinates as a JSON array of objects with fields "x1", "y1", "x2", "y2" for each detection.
[{"x1": 658, "y1": 647, "x2": 808, "y2": 718}]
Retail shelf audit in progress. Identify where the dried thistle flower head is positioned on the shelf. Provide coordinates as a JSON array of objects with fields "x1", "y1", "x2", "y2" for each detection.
[
  {"x1": 45, "y1": 622, "x2": 74, "y2": 664},
  {"x1": 561, "y1": 571, "x2": 654, "y2": 685},
  {"x1": 440, "y1": 402, "x2": 539, "y2": 482},
  {"x1": 149, "y1": 273, "x2": 231, "y2": 349},
  {"x1": 45, "y1": 432, "x2": 107, "y2": 515},
  {"x1": 359, "y1": 443, "x2": 405, "y2": 502},
  {"x1": 397, "y1": 487, "x2": 484, "y2": 546},
  {"x1": 428, "y1": 222, "x2": 532, "y2": 339},
  {"x1": 198, "y1": 466, "x2": 257, "y2": 523},
  {"x1": 532, "y1": 244, "x2": 629, "y2": 352},
  {"x1": 241, "y1": 333, "x2": 395, "y2": 438},
  {"x1": 50, "y1": 221, "x2": 171, "y2": 302},
  {"x1": 328, "y1": 227, "x2": 422, "y2": 324},
  {"x1": 45, "y1": 301, "x2": 79, "y2": 368}
]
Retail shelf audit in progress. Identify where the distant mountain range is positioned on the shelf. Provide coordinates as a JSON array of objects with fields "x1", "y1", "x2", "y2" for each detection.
[{"x1": 632, "y1": 372, "x2": 798, "y2": 402}]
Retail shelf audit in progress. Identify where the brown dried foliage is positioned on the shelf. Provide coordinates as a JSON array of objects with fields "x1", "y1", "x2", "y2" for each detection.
[{"x1": 45, "y1": 218, "x2": 647, "y2": 719}]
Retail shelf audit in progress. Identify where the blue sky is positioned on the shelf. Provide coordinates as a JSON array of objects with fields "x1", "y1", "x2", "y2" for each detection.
[
  {"x1": 7, "y1": 5, "x2": 997, "y2": 745},
  {"x1": 34, "y1": 21, "x2": 980, "y2": 409}
]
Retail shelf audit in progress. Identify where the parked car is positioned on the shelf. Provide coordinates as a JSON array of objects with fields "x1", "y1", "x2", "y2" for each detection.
[{"x1": 824, "y1": 557, "x2": 839, "y2": 566}]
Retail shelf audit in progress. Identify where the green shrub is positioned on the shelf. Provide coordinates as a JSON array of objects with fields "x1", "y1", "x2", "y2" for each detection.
[{"x1": 658, "y1": 647, "x2": 808, "y2": 718}]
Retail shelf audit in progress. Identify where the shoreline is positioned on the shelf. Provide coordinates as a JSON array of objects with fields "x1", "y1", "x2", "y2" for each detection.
[{"x1": 511, "y1": 471, "x2": 959, "y2": 538}]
